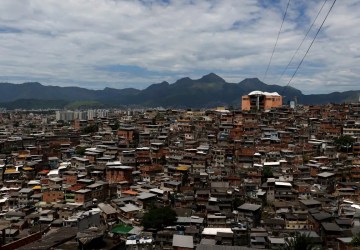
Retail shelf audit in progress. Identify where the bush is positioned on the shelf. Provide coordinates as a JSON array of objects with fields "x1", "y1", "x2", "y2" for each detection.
[{"x1": 141, "y1": 206, "x2": 177, "y2": 230}]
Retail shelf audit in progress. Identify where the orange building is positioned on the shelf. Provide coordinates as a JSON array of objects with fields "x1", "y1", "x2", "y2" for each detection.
[
  {"x1": 43, "y1": 189, "x2": 64, "y2": 203},
  {"x1": 117, "y1": 127, "x2": 135, "y2": 142},
  {"x1": 105, "y1": 163, "x2": 134, "y2": 184},
  {"x1": 242, "y1": 91, "x2": 282, "y2": 111}
]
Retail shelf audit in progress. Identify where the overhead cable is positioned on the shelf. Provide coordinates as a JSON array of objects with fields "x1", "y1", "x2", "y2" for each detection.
[
  {"x1": 277, "y1": 0, "x2": 329, "y2": 83},
  {"x1": 282, "y1": 0, "x2": 337, "y2": 95},
  {"x1": 263, "y1": 0, "x2": 291, "y2": 82}
]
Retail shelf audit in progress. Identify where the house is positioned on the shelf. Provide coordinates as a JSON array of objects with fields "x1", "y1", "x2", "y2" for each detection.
[
  {"x1": 74, "y1": 189, "x2": 93, "y2": 207},
  {"x1": 126, "y1": 235, "x2": 153, "y2": 249},
  {"x1": 105, "y1": 162, "x2": 133, "y2": 184},
  {"x1": 172, "y1": 234, "x2": 194, "y2": 250},
  {"x1": 136, "y1": 192, "x2": 157, "y2": 209},
  {"x1": 176, "y1": 216, "x2": 205, "y2": 228},
  {"x1": 207, "y1": 214, "x2": 228, "y2": 228},
  {"x1": 237, "y1": 203, "x2": 262, "y2": 226},
  {"x1": 317, "y1": 172, "x2": 335, "y2": 186},
  {"x1": 87, "y1": 182, "x2": 110, "y2": 203},
  {"x1": 299, "y1": 199, "x2": 322, "y2": 209},
  {"x1": 18, "y1": 188, "x2": 34, "y2": 207},
  {"x1": 98, "y1": 203, "x2": 118, "y2": 223},
  {"x1": 39, "y1": 209, "x2": 56, "y2": 223},
  {"x1": 274, "y1": 181, "x2": 295, "y2": 201},
  {"x1": 262, "y1": 218, "x2": 285, "y2": 231},
  {"x1": 197, "y1": 245, "x2": 253, "y2": 250},
  {"x1": 118, "y1": 203, "x2": 141, "y2": 220},
  {"x1": 63, "y1": 209, "x2": 101, "y2": 230},
  {"x1": 335, "y1": 237, "x2": 353, "y2": 250},
  {"x1": 71, "y1": 157, "x2": 90, "y2": 168},
  {"x1": 215, "y1": 231, "x2": 234, "y2": 245},
  {"x1": 321, "y1": 222, "x2": 343, "y2": 249},
  {"x1": 156, "y1": 230, "x2": 176, "y2": 248},
  {"x1": 48, "y1": 156, "x2": 59, "y2": 169},
  {"x1": 202, "y1": 227, "x2": 233, "y2": 240},
  {"x1": 42, "y1": 188, "x2": 64, "y2": 203},
  {"x1": 250, "y1": 228, "x2": 268, "y2": 249},
  {"x1": 285, "y1": 213, "x2": 308, "y2": 230},
  {"x1": 267, "y1": 237, "x2": 285, "y2": 249}
]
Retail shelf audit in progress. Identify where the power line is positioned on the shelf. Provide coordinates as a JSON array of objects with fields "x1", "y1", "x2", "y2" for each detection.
[
  {"x1": 282, "y1": 0, "x2": 337, "y2": 95},
  {"x1": 277, "y1": 0, "x2": 329, "y2": 83},
  {"x1": 263, "y1": 0, "x2": 291, "y2": 82}
]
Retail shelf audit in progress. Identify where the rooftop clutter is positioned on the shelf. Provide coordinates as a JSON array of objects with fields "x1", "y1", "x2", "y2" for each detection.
[{"x1": 0, "y1": 102, "x2": 359, "y2": 249}]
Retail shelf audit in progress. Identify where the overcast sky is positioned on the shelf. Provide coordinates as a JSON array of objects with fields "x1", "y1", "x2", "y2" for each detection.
[{"x1": 0, "y1": 0, "x2": 359, "y2": 94}]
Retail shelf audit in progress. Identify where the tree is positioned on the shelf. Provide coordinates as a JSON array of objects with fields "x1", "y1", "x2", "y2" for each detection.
[
  {"x1": 351, "y1": 231, "x2": 360, "y2": 247},
  {"x1": 28, "y1": 123, "x2": 36, "y2": 129},
  {"x1": 302, "y1": 154, "x2": 310, "y2": 164},
  {"x1": 334, "y1": 135, "x2": 355, "y2": 152},
  {"x1": 232, "y1": 197, "x2": 244, "y2": 210},
  {"x1": 181, "y1": 171, "x2": 189, "y2": 186},
  {"x1": 168, "y1": 192, "x2": 176, "y2": 207},
  {"x1": 141, "y1": 206, "x2": 177, "y2": 230},
  {"x1": 262, "y1": 166, "x2": 273, "y2": 183},
  {"x1": 110, "y1": 120, "x2": 120, "y2": 130},
  {"x1": 82, "y1": 124, "x2": 99, "y2": 134},
  {"x1": 75, "y1": 146, "x2": 87, "y2": 155},
  {"x1": 0, "y1": 146, "x2": 16, "y2": 155},
  {"x1": 280, "y1": 233, "x2": 319, "y2": 250}
]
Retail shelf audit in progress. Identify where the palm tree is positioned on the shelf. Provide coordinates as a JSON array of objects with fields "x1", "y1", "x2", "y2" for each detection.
[{"x1": 279, "y1": 232, "x2": 320, "y2": 250}]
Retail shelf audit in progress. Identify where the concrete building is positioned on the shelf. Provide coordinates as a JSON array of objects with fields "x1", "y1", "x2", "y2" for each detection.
[{"x1": 241, "y1": 91, "x2": 282, "y2": 111}]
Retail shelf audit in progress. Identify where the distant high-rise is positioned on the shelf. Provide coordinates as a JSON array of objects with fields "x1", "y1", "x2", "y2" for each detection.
[
  {"x1": 241, "y1": 91, "x2": 282, "y2": 111},
  {"x1": 87, "y1": 109, "x2": 96, "y2": 120},
  {"x1": 55, "y1": 110, "x2": 74, "y2": 121},
  {"x1": 55, "y1": 109, "x2": 109, "y2": 121}
]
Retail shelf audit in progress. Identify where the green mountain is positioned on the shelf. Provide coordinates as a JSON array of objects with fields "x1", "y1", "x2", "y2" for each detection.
[
  {"x1": 0, "y1": 73, "x2": 358, "y2": 109},
  {"x1": 0, "y1": 99, "x2": 69, "y2": 109}
]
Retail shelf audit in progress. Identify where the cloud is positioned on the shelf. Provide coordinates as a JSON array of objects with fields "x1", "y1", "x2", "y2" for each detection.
[{"x1": 0, "y1": 0, "x2": 358, "y2": 94}]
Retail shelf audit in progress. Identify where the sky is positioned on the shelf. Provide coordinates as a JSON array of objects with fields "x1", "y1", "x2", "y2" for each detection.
[{"x1": 0, "y1": 0, "x2": 359, "y2": 94}]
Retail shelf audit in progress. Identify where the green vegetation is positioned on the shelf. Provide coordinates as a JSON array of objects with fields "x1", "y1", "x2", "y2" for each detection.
[
  {"x1": 141, "y1": 206, "x2": 177, "y2": 230},
  {"x1": 262, "y1": 165, "x2": 273, "y2": 182},
  {"x1": 0, "y1": 99, "x2": 69, "y2": 109},
  {"x1": 351, "y1": 231, "x2": 360, "y2": 247},
  {"x1": 57, "y1": 120, "x2": 71, "y2": 127},
  {"x1": 28, "y1": 123, "x2": 36, "y2": 129},
  {"x1": 109, "y1": 120, "x2": 120, "y2": 130},
  {"x1": 181, "y1": 171, "x2": 189, "y2": 186},
  {"x1": 81, "y1": 124, "x2": 99, "y2": 134},
  {"x1": 279, "y1": 233, "x2": 319, "y2": 250},
  {"x1": 232, "y1": 197, "x2": 244, "y2": 210},
  {"x1": 302, "y1": 154, "x2": 310, "y2": 164},
  {"x1": 1, "y1": 75, "x2": 359, "y2": 109},
  {"x1": 0, "y1": 146, "x2": 18, "y2": 155},
  {"x1": 334, "y1": 135, "x2": 355, "y2": 152},
  {"x1": 65, "y1": 100, "x2": 105, "y2": 110},
  {"x1": 75, "y1": 146, "x2": 87, "y2": 156}
]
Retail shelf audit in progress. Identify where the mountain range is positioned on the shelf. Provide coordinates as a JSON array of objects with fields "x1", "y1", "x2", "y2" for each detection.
[{"x1": 0, "y1": 73, "x2": 359, "y2": 109}]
